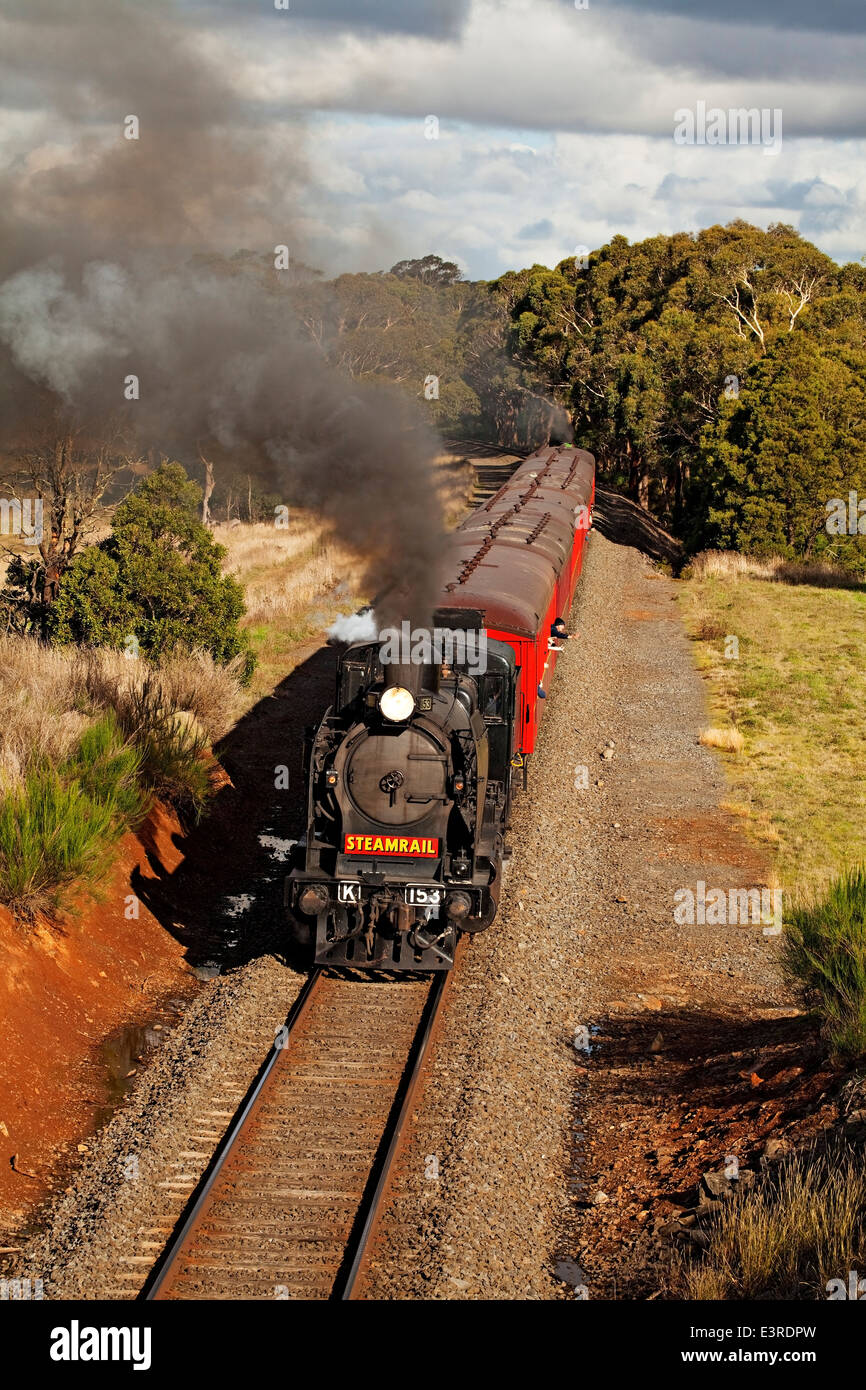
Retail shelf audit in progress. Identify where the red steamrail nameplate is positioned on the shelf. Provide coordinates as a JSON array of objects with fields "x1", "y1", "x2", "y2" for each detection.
[{"x1": 343, "y1": 835, "x2": 439, "y2": 858}]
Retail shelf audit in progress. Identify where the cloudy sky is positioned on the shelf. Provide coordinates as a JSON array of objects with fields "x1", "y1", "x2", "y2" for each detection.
[{"x1": 2, "y1": 0, "x2": 864, "y2": 278}]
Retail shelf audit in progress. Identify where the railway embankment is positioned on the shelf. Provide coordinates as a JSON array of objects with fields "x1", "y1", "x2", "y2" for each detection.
[
  {"x1": 0, "y1": 637, "x2": 335, "y2": 1294},
  {"x1": 0, "y1": 802, "x2": 197, "y2": 1252}
]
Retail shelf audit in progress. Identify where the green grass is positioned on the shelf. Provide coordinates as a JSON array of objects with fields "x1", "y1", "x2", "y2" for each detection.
[
  {"x1": 679, "y1": 572, "x2": 866, "y2": 898},
  {"x1": 64, "y1": 712, "x2": 147, "y2": 825},
  {"x1": 782, "y1": 867, "x2": 866, "y2": 1059},
  {"x1": 0, "y1": 715, "x2": 148, "y2": 916},
  {"x1": 244, "y1": 620, "x2": 320, "y2": 688}
]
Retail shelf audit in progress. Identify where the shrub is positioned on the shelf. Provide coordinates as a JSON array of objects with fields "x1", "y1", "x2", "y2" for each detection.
[
  {"x1": 49, "y1": 462, "x2": 255, "y2": 679},
  {"x1": 0, "y1": 715, "x2": 147, "y2": 915},
  {"x1": 782, "y1": 867, "x2": 866, "y2": 1059}
]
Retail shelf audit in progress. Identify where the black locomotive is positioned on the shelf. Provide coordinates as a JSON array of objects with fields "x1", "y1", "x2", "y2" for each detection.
[{"x1": 286, "y1": 617, "x2": 516, "y2": 970}]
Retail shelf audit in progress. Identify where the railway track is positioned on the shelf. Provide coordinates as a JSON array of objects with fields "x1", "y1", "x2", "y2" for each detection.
[
  {"x1": 441, "y1": 436, "x2": 529, "y2": 504},
  {"x1": 142, "y1": 964, "x2": 454, "y2": 1301}
]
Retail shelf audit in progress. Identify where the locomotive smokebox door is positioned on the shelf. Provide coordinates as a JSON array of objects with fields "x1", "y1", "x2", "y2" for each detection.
[{"x1": 344, "y1": 727, "x2": 447, "y2": 826}]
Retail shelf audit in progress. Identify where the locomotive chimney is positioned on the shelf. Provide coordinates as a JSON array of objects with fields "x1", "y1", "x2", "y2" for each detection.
[{"x1": 387, "y1": 659, "x2": 422, "y2": 698}]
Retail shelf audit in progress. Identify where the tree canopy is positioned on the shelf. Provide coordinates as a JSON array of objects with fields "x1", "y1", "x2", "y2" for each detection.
[
  {"x1": 389, "y1": 254, "x2": 465, "y2": 286},
  {"x1": 493, "y1": 221, "x2": 866, "y2": 569},
  {"x1": 48, "y1": 463, "x2": 254, "y2": 674}
]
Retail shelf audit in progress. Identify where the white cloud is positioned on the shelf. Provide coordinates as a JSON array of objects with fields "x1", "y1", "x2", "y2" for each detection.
[
  {"x1": 296, "y1": 117, "x2": 866, "y2": 275},
  {"x1": 1, "y1": 0, "x2": 863, "y2": 277},
  {"x1": 221, "y1": 0, "x2": 866, "y2": 139}
]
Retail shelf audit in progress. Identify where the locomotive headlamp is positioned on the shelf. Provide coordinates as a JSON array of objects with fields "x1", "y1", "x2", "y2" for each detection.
[
  {"x1": 379, "y1": 686, "x2": 415, "y2": 722},
  {"x1": 298, "y1": 884, "x2": 329, "y2": 916},
  {"x1": 325, "y1": 771, "x2": 339, "y2": 786}
]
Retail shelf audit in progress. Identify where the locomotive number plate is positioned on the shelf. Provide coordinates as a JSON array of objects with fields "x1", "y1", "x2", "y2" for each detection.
[
  {"x1": 337, "y1": 881, "x2": 362, "y2": 904},
  {"x1": 404, "y1": 886, "x2": 443, "y2": 906}
]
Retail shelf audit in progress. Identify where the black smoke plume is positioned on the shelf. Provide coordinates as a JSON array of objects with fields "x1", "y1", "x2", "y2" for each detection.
[{"x1": 0, "y1": 0, "x2": 446, "y2": 622}]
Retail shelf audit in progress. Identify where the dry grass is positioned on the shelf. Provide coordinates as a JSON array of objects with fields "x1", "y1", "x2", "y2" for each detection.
[
  {"x1": 699, "y1": 725, "x2": 745, "y2": 754},
  {"x1": 0, "y1": 638, "x2": 91, "y2": 789},
  {"x1": 693, "y1": 615, "x2": 727, "y2": 641},
  {"x1": 216, "y1": 513, "x2": 366, "y2": 700},
  {"x1": 689, "y1": 550, "x2": 863, "y2": 590},
  {"x1": 218, "y1": 516, "x2": 362, "y2": 629},
  {"x1": 75, "y1": 646, "x2": 244, "y2": 745},
  {"x1": 0, "y1": 636, "x2": 244, "y2": 791},
  {"x1": 675, "y1": 1146, "x2": 866, "y2": 1299}
]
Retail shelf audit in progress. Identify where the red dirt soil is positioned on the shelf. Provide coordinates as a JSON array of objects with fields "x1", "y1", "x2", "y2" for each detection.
[{"x1": 0, "y1": 803, "x2": 199, "y2": 1243}]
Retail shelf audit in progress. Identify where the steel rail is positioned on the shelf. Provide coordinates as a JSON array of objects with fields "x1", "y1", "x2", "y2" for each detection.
[
  {"x1": 141, "y1": 968, "x2": 323, "y2": 1301},
  {"x1": 140, "y1": 958, "x2": 455, "y2": 1302},
  {"x1": 332, "y1": 965, "x2": 453, "y2": 1299}
]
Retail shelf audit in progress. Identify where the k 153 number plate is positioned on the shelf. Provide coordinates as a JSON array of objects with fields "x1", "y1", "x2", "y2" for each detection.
[{"x1": 404, "y1": 886, "x2": 443, "y2": 906}]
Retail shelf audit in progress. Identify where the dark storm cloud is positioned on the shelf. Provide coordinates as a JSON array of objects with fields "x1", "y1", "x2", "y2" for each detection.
[
  {"x1": 183, "y1": 0, "x2": 472, "y2": 39},
  {"x1": 603, "y1": 0, "x2": 866, "y2": 34},
  {"x1": 612, "y1": 12, "x2": 866, "y2": 89}
]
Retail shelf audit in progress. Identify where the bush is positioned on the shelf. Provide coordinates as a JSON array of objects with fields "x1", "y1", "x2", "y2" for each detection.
[
  {"x1": 676, "y1": 1145, "x2": 866, "y2": 1300},
  {"x1": 0, "y1": 715, "x2": 148, "y2": 915},
  {"x1": 782, "y1": 867, "x2": 866, "y2": 1059},
  {"x1": 118, "y1": 676, "x2": 213, "y2": 818},
  {"x1": 49, "y1": 462, "x2": 255, "y2": 679}
]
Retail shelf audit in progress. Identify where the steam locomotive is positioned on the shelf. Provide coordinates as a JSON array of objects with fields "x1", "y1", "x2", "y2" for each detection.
[{"x1": 286, "y1": 444, "x2": 595, "y2": 970}]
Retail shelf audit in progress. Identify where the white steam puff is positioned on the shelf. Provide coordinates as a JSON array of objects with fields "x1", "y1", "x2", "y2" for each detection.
[{"x1": 327, "y1": 610, "x2": 378, "y2": 643}]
